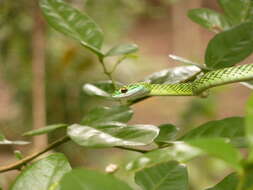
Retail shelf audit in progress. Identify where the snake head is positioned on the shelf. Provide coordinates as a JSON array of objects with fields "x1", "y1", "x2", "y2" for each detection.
[{"x1": 112, "y1": 83, "x2": 150, "y2": 100}]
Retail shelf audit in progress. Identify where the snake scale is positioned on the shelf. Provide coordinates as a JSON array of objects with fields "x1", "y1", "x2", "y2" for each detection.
[{"x1": 112, "y1": 64, "x2": 253, "y2": 99}]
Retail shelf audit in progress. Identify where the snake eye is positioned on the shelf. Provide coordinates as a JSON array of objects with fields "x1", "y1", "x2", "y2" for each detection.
[{"x1": 120, "y1": 87, "x2": 128, "y2": 93}]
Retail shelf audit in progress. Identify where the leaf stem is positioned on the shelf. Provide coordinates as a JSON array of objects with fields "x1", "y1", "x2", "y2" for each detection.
[
  {"x1": 0, "y1": 135, "x2": 70, "y2": 173},
  {"x1": 115, "y1": 146, "x2": 148, "y2": 154},
  {"x1": 98, "y1": 57, "x2": 116, "y2": 90}
]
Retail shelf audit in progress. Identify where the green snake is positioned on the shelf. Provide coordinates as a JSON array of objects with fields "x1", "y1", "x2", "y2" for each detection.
[{"x1": 112, "y1": 64, "x2": 253, "y2": 100}]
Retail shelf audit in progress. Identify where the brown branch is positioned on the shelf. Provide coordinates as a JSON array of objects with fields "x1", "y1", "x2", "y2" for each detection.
[
  {"x1": 0, "y1": 135, "x2": 150, "y2": 173},
  {"x1": 0, "y1": 136, "x2": 70, "y2": 173}
]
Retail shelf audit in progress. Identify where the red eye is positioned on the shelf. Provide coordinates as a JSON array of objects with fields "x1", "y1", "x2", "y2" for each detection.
[{"x1": 120, "y1": 88, "x2": 128, "y2": 93}]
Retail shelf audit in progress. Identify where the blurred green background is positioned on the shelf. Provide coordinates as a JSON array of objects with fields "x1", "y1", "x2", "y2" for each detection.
[{"x1": 0, "y1": 0, "x2": 252, "y2": 189}]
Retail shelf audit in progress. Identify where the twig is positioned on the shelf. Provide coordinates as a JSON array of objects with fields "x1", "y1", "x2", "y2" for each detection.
[
  {"x1": 0, "y1": 135, "x2": 70, "y2": 173},
  {"x1": 0, "y1": 135, "x2": 151, "y2": 173},
  {"x1": 115, "y1": 146, "x2": 148, "y2": 153},
  {"x1": 98, "y1": 57, "x2": 116, "y2": 90}
]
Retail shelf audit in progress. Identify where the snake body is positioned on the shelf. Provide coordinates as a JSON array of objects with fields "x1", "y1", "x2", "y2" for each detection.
[{"x1": 112, "y1": 64, "x2": 253, "y2": 99}]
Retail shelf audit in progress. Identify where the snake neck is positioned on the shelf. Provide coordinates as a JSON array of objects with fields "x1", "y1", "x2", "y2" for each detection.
[{"x1": 148, "y1": 83, "x2": 194, "y2": 96}]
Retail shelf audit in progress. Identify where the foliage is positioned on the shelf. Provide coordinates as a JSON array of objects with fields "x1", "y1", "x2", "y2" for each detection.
[
  {"x1": 10, "y1": 153, "x2": 71, "y2": 190},
  {"x1": 2, "y1": 0, "x2": 253, "y2": 190}
]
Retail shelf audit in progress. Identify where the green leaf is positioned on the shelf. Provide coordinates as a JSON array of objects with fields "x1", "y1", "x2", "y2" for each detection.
[
  {"x1": 205, "y1": 22, "x2": 253, "y2": 69},
  {"x1": 81, "y1": 106, "x2": 133, "y2": 125},
  {"x1": 206, "y1": 172, "x2": 253, "y2": 190},
  {"x1": 59, "y1": 168, "x2": 132, "y2": 190},
  {"x1": 188, "y1": 8, "x2": 231, "y2": 32},
  {"x1": 83, "y1": 83, "x2": 112, "y2": 98},
  {"x1": 247, "y1": 2, "x2": 253, "y2": 21},
  {"x1": 180, "y1": 117, "x2": 246, "y2": 147},
  {"x1": 94, "y1": 80, "x2": 123, "y2": 94},
  {"x1": 246, "y1": 93, "x2": 253, "y2": 161},
  {"x1": 83, "y1": 81, "x2": 123, "y2": 99},
  {"x1": 126, "y1": 142, "x2": 202, "y2": 172},
  {"x1": 155, "y1": 124, "x2": 178, "y2": 144},
  {"x1": 144, "y1": 65, "x2": 201, "y2": 84},
  {"x1": 40, "y1": 0, "x2": 104, "y2": 56},
  {"x1": 0, "y1": 132, "x2": 5, "y2": 141},
  {"x1": 0, "y1": 131, "x2": 30, "y2": 145},
  {"x1": 68, "y1": 122, "x2": 159, "y2": 148},
  {"x1": 206, "y1": 173, "x2": 238, "y2": 190},
  {"x1": 241, "y1": 81, "x2": 253, "y2": 89},
  {"x1": 14, "y1": 150, "x2": 23, "y2": 160},
  {"x1": 186, "y1": 138, "x2": 243, "y2": 172},
  {"x1": 10, "y1": 153, "x2": 72, "y2": 190},
  {"x1": 105, "y1": 43, "x2": 138, "y2": 57},
  {"x1": 23, "y1": 124, "x2": 68, "y2": 136},
  {"x1": 135, "y1": 161, "x2": 188, "y2": 190},
  {"x1": 218, "y1": 0, "x2": 251, "y2": 24},
  {"x1": 169, "y1": 54, "x2": 207, "y2": 70}
]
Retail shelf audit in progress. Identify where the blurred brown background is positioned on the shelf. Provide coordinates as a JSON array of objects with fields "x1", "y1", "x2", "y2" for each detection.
[{"x1": 0, "y1": 0, "x2": 252, "y2": 189}]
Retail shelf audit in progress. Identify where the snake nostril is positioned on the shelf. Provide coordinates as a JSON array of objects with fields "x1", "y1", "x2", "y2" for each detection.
[{"x1": 120, "y1": 88, "x2": 128, "y2": 93}]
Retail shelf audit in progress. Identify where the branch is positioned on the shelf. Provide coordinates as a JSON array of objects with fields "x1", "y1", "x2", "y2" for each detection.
[
  {"x1": 0, "y1": 135, "x2": 150, "y2": 173},
  {"x1": 0, "y1": 135, "x2": 70, "y2": 173}
]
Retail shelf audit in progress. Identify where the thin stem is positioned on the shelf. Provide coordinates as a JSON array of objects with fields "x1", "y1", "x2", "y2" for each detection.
[
  {"x1": 0, "y1": 134, "x2": 151, "y2": 173},
  {"x1": 115, "y1": 146, "x2": 148, "y2": 153},
  {"x1": 0, "y1": 135, "x2": 70, "y2": 173},
  {"x1": 98, "y1": 57, "x2": 117, "y2": 90}
]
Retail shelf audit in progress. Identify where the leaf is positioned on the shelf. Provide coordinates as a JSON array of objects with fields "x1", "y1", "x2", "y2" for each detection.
[
  {"x1": 40, "y1": 0, "x2": 104, "y2": 56},
  {"x1": 247, "y1": 2, "x2": 253, "y2": 21},
  {"x1": 83, "y1": 84, "x2": 111, "y2": 98},
  {"x1": 135, "y1": 161, "x2": 188, "y2": 190},
  {"x1": 169, "y1": 54, "x2": 207, "y2": 70},
  {"x1": 83, "y1": 80, "x2": 123, "y2": 99},
  {"x1": 206, "y1": 172, "x2": 253, "y2": 190},
  {"x1": 186, "y1": 138, "x2": 243, "y2": 172},
  {"x1": 14, "y1": 150, "x2": 23, "y2": 160},
  {"x1": 206, "y1": 173, "x2": 238, "y2": 190},
  {"x1": 246, "y1": 93, "x2": 253, "y2": 161},
  {"x1": 144, "y1": 65, "x2": 201, "y2": 84},
  {"x1": 94, "y1": 80, "x2": 123, "y2": 94},
  {"x1": 0, "y1": 131, "x2": 30, "y2": 145},
  {"x1": 180, "y1": 117, "x2": 246, "y2": 147},
  {"x1": 68, "y1": 122, "x2": 159, "y2": 148},
  {"x1": 81, "y1": 105, "x2": 133, "y2": 125},
  {"x1": 126, "y1": 142, "x2": 202, "y2": 172},
  {"x1": 205, "y1": 22, "x2": 253, "y2": 69},
  {"x1": 0, "y1": 132, "x2": 5, "y2": 141},
  {"x1": 188, "y1": 8, "x2": 231, "y2": 32},
  {"x1": 240, "y1": 81, "x2": 253, "y2": 89},
  {"x1": 218, "y1": 0, "x2": 251, "y2": 24},
  {"x1": 105, "y1": 43, "x2": 138, "y2": 57},
  {"x1": 10, "y1": 153, "x2": 72, "y2": 190},
  {"x1": 23, "y1": 124, "x2": 68, "y2": 136},
  {"x1": 155, "y1": 124, "x2": 178, "y2": 144},
  {"x1": 59, "y1": 168, "x2": 132, "y2": 190}
]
